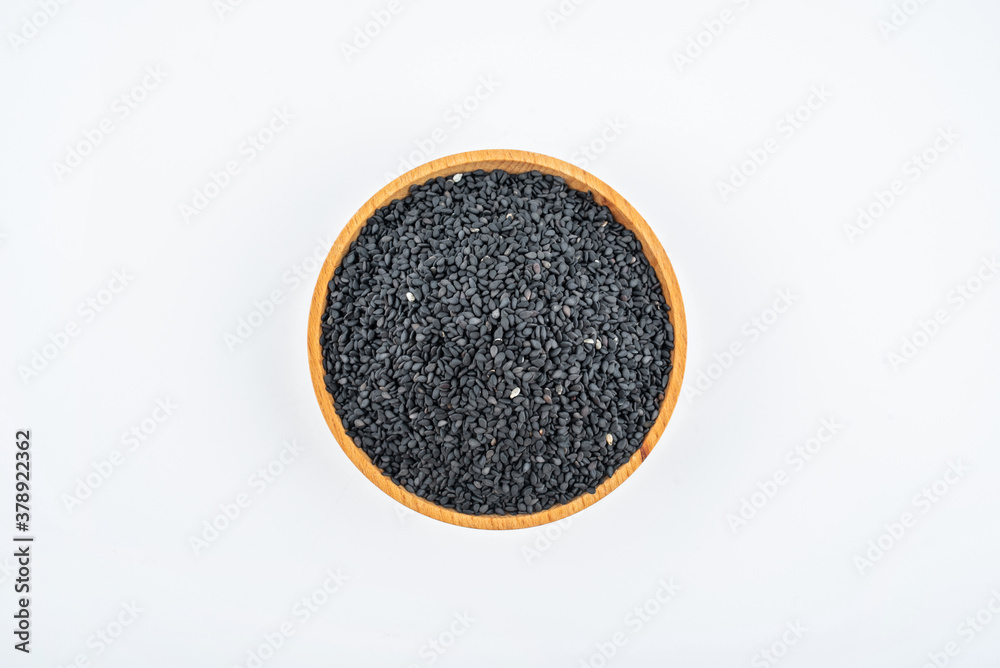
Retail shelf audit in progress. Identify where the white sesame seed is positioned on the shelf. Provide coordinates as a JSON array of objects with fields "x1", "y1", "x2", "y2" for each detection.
[
  {"x1": 595, "y1": 339, "x2": 602, "y2": 350},
  {"x1": 453, "y1": 173, "x2": 463, "y2": 182},
  {"x1": 584, "y1": 338, "x2": 594, "y2": 344},
  {"x1": 510, "y1": 387, "x2": 521, "y2": 398},
  {"x1": 606, "y1": 433, "x2": 613, "y2": 445},
  {"x1": 406, "y1": 292, "x2": 415, "y2": 302}
]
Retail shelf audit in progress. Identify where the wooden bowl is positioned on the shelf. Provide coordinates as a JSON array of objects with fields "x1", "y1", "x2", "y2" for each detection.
[{"x1": 308, "y1": 149, "x2": 686, "y2": 530}]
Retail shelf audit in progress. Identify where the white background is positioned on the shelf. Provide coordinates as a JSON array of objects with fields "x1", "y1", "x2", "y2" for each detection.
[{"x1": 2, "y1": 0, "x2": 999, "y2": 666}]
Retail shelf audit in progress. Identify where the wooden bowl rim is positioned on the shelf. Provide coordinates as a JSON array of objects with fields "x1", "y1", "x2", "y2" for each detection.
[{"x1": 307, "y1": 149, "x2": 686, "y2": 530}]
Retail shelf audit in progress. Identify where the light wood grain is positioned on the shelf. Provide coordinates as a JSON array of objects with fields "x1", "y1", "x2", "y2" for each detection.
[{"x1": 307, "y1": 149, "x2": 686, "y2": 530}]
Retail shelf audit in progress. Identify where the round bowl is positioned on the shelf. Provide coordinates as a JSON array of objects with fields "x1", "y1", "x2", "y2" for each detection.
[{"x1": 308, "y1": 149, "x2": 686, "y2": 529}]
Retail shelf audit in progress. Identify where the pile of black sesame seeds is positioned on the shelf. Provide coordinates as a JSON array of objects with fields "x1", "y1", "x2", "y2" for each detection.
[{"x1": 321, "y1": 169, "x2": 673, "y2": 515}]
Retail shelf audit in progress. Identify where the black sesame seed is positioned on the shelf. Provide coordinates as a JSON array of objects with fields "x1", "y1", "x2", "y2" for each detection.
[{"x1": 320, "y1": 169, "x2": 672, "y2": 516}]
